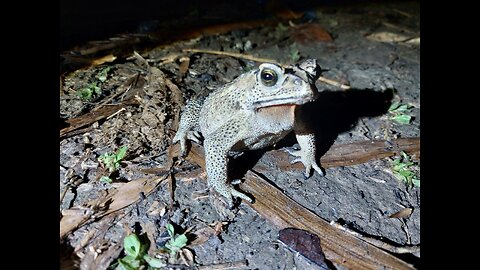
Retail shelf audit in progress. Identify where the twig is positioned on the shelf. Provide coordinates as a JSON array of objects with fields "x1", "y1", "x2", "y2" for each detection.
[
  {"x1": 196, "y1": 259, "x2": 249, "y2": 270},
  {"x1": 168, "y1": 173, "x2": 175, "y2": 209},
  {"x1": 318, "y1": 76, "x2": 350, "y2": 90},
  {"x1": 183, "y1": 48, "x2": 282, "y2": 65},
  {"x1": 182, "y1": 48, "x2": 351, "y2": 89},
  {"x1": 106, "y1": 107, "x2": 126, "y2": 120},
  {"x1": 60, "y1": 187, "x2": 69, "y2": 204},
  {"x1": 329, "y1": 221, "x2": 420, "y2": 254}
]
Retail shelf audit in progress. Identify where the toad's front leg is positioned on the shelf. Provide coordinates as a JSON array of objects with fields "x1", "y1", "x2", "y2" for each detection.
[
  {"x1": 204, "y1": 138, "x2": 253, "y2": 208},
  {"x1": 287, "y1": 133, "x2": 325, "y2": 178}
]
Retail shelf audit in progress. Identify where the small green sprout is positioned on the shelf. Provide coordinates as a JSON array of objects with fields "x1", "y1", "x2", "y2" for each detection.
[
  {"x1": 163, "y1": 224, "x2": 188, "y2": 255},
  {"x1": 388, "y1": 102, "x2": 413, "y2": 125},
  {"x1": 273, "y1": 22, "x2": 289, "y2": 40},
  {"x1": 96, "y1": 66, "x2": 111, "y2": 82},
  {"x1": 99, "y1": 176, "x2": 113, "y2": 183},
  {"x1": 391, "y1": 151, "x2": 420, "y2": 187},
  {"x1": 98, "y1": 146, "x2": 127, "y2": 173},
  {"x1": 275, "y1": 22, "x2": 288, "y2": 33},
  {"x1": 114, "y1": 234, "x2": 166, "y2": 270},
  {"x1": 289, "y1": 44, "x2": 301, "y2": 63},
  {"x1": 76, "y1": 66, "x2": 111, "y2": 101},
  {"x1": 77, "y1": 82, "x2": 101, "y2": 101}
]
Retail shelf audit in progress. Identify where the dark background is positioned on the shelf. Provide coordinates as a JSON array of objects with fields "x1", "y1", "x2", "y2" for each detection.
[{"x1": 60, "y1": 0, "x2": 382, "y2": 51}]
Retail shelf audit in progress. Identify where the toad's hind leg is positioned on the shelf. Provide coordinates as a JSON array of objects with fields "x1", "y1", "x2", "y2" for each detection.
[{"x1": 204, "y1": 137, "x2": 253, "y2": 208}]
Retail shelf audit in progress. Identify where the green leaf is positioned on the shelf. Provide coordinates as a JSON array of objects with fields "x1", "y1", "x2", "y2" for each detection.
[
  {"x1": 124, "y1": 234, "x2": 141, "y2": 258},
  {"x1": 388, "y1": 102, "x2": 400, "y2": 111},
  {"x1": 399, "y1": 170, "x2": 414, "y2": 178},
  {"x1": 412, "y1": 178, "x2": 420, "y2": 187},
  {"x1": 171, "y1": 234, "x2": 188, "y2": 248},
  {"x1": 121, "y1": 255, "x2": 138, "y2": 263},
  {"x1": 100, "y1": 176, "x2": 112, "y2": 183},
  {"x1": 396, "y1": 104, "x2": 409, "y2": 112},
  {"x1": 97, "y1": 67, "x2": 111, "y2": 82},
  {"x1": 166, "y1": 224, "x2": 175, "y2": 238},
  {"x1": 391, "y1": 114, "x2": 412, "y2": 125},
  {"x1": 117, "y1": 258, "x2": 139, "y2": 270},
  {"x1": 143, "y1": 255, "x2": 166, "y2": 268},
  {"x1": 276, "y1": 23, "x2": 288, "y2": 32},
  {"x1": 115, "y1": 146, "x2": 128, "y2": 161},
  {"x1": 393, "y1": 163, "x2": 407, "y2": 171},
  {"x1": 77, "y1": 88, "x2": 93, "y2": 100},
  {"x1": 165, "y1": 234, "x2": 188, "y2": 254},
  {"x1": 290, "y1": 44, "x2": 300, "y2": 62}
]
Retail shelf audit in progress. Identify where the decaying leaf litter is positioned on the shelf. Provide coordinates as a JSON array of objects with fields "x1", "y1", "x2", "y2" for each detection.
[{"x1": 60, "y1": 2, "x2": 420, "y2": 269}]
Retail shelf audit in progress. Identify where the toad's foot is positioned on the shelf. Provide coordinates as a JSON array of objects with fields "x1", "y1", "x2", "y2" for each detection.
[
  {"x1": 285, "y1": 147, "x2": 325, "y2": 178},
  {"x1": 172, "y1": 130, "x2": 202, "y2": 157},
  {"x1": 212, "y1": 181, "x2": 253, "y2": 209}
]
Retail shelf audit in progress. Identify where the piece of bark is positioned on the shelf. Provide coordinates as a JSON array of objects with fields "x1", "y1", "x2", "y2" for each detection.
[
  {"x1": 60, "y1": 104, "x2": 125, "y2": 137},
  {"x1": 275, "y1": 138, "x2": 420, "y2": 170}
]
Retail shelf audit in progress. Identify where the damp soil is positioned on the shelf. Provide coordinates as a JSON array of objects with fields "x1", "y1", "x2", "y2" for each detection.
[{"x1": 60, "y1": 1, "x2": 420, "y2": 269}]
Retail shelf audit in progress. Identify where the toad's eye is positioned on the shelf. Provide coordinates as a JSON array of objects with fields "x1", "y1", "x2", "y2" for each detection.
[{"x1": 260, "y1": 68, "x2": 278, "y2": 86}]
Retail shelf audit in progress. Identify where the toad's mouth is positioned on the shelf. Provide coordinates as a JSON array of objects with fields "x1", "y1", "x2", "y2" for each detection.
[{"x1": 251, "y1": 94, "x2": 317, "y2": 109}]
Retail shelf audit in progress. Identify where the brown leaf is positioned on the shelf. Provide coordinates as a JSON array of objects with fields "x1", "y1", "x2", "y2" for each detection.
[
  {"x1": 291, "y1": 23, "x2": 333, "y2": 44},
  {"x1": 366, "y1": 31, "x2": 410, "y2": 43},
  {"x1": 91, "y1": 54, "x2": 117, "y2": 66},
  {"x1": 79, "y1": 242, "x2": 123, "y2": 270},
  {"x1": 278, "y1": 228, "x2": 328, "y2": 269},
  {"x1": 389, "y1": 208, "x2": 413, "y2": 219},
  {"x1": 190, "y1": 226, "x2": 217, "y2": 246},
  {"x1": 102, "y1": 177, "x2": 166, "y2": 216},
  {"x1": 60, "y1": 207, "x2": 95, "y2": 239},
  {"x1": 60, "y1": 177, "x2": 167, "y2": 239},
  {"x1": 179, "y1": 248, "x2": 195, "y2": 266}
]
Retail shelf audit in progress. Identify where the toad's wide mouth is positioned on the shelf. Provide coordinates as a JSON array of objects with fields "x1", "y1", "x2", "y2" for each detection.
[{"x1": 251, "y1": 93, "x2": 317, "y2": 108}]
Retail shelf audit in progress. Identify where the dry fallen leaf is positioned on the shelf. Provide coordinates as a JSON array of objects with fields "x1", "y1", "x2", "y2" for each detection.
[
  {"x1": 102, "y1": 177, "x2": 167, "y2": 216},
  {"x1": 60, "y1": 176, "x2": 167, "y2": 239},
  {"x1": 60, "y1": 207, "x2": 95, "y2": 239},
  {"x1": 291, "y1": 23, "x2": 333, "y2": 44},
  {"x1": 366, "y1": 31, "x2": 410, "y2": 43},
  {"x1": 91, "y1": 54, "x2": 117, "y2": 66},
  {"x1": 389, "y1": 208, "x2": 413, "y2": 219},
  {"x1": 278, "y1": 228, "x2": 329, "y2": 269},
  {"x1": 405, "y1": 37, "x2": 420, "y2": 45},
  {"x1": 189, "y1": 226, "x2": 218, "y2": 246},
  {"x1": 180, "y1": 248, "x2": 195, "y2": 266}
]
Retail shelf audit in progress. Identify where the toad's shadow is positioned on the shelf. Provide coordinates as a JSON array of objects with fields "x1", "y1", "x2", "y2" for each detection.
[{"x1": 229, "y1": 88, "x2": 394, "y2": 180}]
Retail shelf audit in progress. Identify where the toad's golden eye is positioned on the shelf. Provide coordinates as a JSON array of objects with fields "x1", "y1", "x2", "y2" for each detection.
[{"x1": 260, "y1": 68, "x2": 278, "y2": 86}]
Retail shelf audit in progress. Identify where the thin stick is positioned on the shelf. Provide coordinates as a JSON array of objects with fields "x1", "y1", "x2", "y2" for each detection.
[
  {"x1": 106, "y1": 107, "x2": 126, "y2": 120},
  {"x1": 183, "y1": 48, "x2": 351, "y2": 89},
  {"x1": 183, "y1": 48, "x2": 282, "y2": 65}
]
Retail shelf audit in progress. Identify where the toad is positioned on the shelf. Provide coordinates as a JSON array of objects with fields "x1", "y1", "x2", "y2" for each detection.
[{"x1": 173, "y1": 59, "x2": 324, "y2": 207}]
